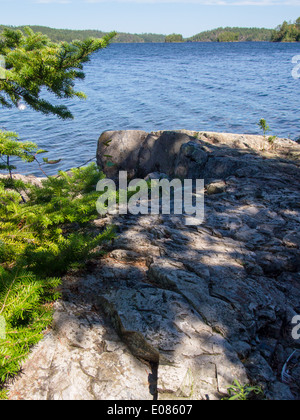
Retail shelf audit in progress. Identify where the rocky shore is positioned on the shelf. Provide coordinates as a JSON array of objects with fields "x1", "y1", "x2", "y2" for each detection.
[{"x1": 8, "y1": 130, "x2": 300, "y2": 400}]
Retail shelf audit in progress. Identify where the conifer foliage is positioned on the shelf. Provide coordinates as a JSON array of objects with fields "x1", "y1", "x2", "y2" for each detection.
[
  {"x1": 0, "y1": 27, "x2": 116, "y2": 395},
  {"x1": 0, "y1": 164, "x2": 115, "y2": 393},
  {"x1": 0, "y1": 268, "x2": 61, "y2": 384},
  {"x1": 271, "y1": 17, "x2": 300, "y2": 42},
  {"x1": 0, "y1": 165, "x2": 116, "y2": 374},
  {"x1": 0, "y1": 130, "x2": 45, "y2": 180},
  {"x1": 0, "y1": 26, "x2": 116, "y2": 119}
]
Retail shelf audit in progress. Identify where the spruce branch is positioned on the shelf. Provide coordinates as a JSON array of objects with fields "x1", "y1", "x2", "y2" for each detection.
[{"x1": 0, "y1": 27, "x2": 116, "y2": 119}]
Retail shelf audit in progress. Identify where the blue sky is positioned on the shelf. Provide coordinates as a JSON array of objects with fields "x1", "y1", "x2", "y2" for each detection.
[{"x1": 1, "y1": 0, "x2": 300, "y2": 37}]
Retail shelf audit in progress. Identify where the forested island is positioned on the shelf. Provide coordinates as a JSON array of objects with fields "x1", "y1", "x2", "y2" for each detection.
[
  {"x1": 0, "y1": 25, "x2": 166, "y2": 43},
  {"x1": 271, "y1": 18, "x2": 300, "y2": 42},
  {"x1": 188, "y1": 27, "x2": 273, "y2": 42},
  {"x1": 0, "y1": 19, "x2": 299, "y2": 44},
  {"x1": 165, "y1": 34, "x2": 184, "y2": 43}
]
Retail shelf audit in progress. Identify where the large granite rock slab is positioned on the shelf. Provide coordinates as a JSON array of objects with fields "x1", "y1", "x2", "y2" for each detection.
[
  {"x1": 8, "y1": 131, "x2": 300, "y2": 400},
  {"x1": 97, "y1": 130, "x2": 300, "y2": 180}
]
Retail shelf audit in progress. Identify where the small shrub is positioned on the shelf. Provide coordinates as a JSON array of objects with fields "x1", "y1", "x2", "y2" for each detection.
[
  {"x1": 222, "y1": 380, "x2": 265, "y2": 401},
  {"x1": 258, "y1": 119, "x2": 270, "y2": 136},
  {"x1": 0, "y1": 163, "x2": 115, "y2": 393},
  {"x1": 0, "y1": 267, "x2": 61, "y2": 384}
]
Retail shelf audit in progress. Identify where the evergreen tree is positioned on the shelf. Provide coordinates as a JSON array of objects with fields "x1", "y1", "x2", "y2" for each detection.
[
  {"x1": 0, "y1": 163, "x2": 115, "y2": 390},
  {"x1": 217, "y1": 32, "x2": 239, "y2": 42},
  {"x1": 0, "y1": 268, "x2": 61, "y2": 384},
  {"x1": 188, "y1": 27, "x2": 273, "y2": 42},
  {"x1": 0, "y1": 27, "x2": 116, "y2": 393},
  {"x1": 271, "y1": 18, "x2": 300, "y2": 42},
  {"x1": 165, "y1": 34, "x2": 183, "y2": 43},
  {"x1": 0, "y1": 130, "x2": 44, "y2": 181},
  {"x1": 0, "y1": 26, "x2": 116, "y2": 119},
  {"x1": 0, "y1": 26, "x2": 116, "y2": 177}
]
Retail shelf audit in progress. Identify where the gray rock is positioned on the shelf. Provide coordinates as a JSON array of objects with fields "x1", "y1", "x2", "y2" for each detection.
[
  {"x1": 9, "y1": 306, "x2": 153, "y2": 400},
  {"x1": 8, "y1": 130, "x2": 300, "y2": 400},
  {"x1": 206, "y1": 180, "x2": 226, "y2": 195},
  {"x1": 283, "y1": 232, "x2": 300, "y2": 249},
  {"x1": 139, "y1": 131, "x2": 195, "y2": 177},
  {"x1": 97, "y1": 130, "x2": 300, "y2": 184},
  {"x1": 97, "y1": 130, "x2": 147, "y2": 179},
  {"x1": 267, "y1": 382, "x2": 295, "y2": 401},
  {"x1": 202, "y1": 156, "x2": 244, "y2": 181},
  {"x1": 144, "y1": 172, "x2": 169, "y2": 181},
  {"x1": 244, "y1": 352, "x2": 276, "y2": 384},
  {"x1": 174, "y1": 141, "x2": 208, "y2": 179}
]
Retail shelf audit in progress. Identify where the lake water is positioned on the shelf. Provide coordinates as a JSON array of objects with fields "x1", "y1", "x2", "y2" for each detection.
[{"x1": 1, "y1": 42, "x2": 300, "y2": 175}]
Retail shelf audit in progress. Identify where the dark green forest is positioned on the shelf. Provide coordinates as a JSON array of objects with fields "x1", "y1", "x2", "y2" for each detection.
[
  {"x1": 165, "y1": 33, "x2": 184, "y2": 43},
  {"x1": 271, "y1": 18, "x2": 300, "y2": 42},
  {"x1": 0, "y1": 18, "x2": 300, "y2": 47},
  {"x1": 0, "y1": 25, "x2": 166, "y2": 43},
  {"x1": 0, "y1": 25, "x2": 274, "y2": 43},
  {"x1": 188, "y1": 27, "x2": 273, "y2": 42}
]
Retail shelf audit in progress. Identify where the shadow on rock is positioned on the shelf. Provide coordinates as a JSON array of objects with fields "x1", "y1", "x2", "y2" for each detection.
[{"x1": 9, "y1": 131, "x2": 300, "y2": 401}]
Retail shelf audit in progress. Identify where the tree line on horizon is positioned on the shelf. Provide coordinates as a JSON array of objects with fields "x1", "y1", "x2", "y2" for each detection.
[
  {"x1": 271, "y1": 17, "x2": 300, "y2": 42},
  {"x1": 0, "y1": 25, "x2": 166, "y2": 43},
  {"x1": 189, "y1": 27, "x2": 272, "y2": 42},
  {"x1": 0, "y1": 18, "x2": 300, "y2": 43}
]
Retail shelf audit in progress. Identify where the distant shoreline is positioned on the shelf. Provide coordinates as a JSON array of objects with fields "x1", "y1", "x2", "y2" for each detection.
[
  {"x1": 0, "y1": 24, "x2": 276, "y2": 43},
  {"x1": 2, "y1": 20, "x2": 300, "y2": 43}
]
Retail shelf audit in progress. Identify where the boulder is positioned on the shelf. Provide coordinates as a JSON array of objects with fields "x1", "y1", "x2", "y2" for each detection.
[
  {"x1": 97, "y1": 130, "x2": 147, "y2": 179},
  {"x1": 138, "y1": 131, "x2": 195, "y2": 177},
  {"x1": 206, "y1": 180, "x2": 227, "y2": 195},
  {"x1": 97, "y1": 130, "x2": 197, "y2": 179},
  {"x1": 97, "y1": 130, "x2": 300, "y2": 182},
  {"x1": 174, "y1": 141, "x2": 208, "y2": 179}
]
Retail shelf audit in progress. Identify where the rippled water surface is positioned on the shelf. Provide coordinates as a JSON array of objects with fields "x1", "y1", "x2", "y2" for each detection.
[{"x1": 1, "y1": 42, "x2": 300, "y2": 175}]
